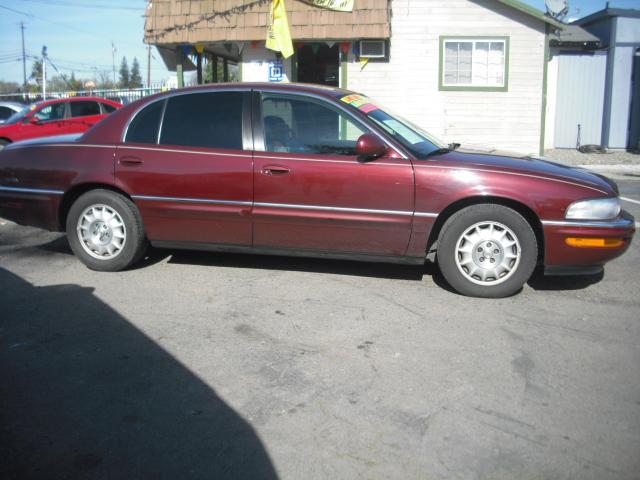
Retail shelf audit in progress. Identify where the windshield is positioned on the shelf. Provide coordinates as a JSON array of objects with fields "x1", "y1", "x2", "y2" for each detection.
[
  {"x1": 4, "y1": 104, "x2": 36, "y2": 125},
  {"x1": 339, "y1": 94, "x2": 447, "y2": 159}
]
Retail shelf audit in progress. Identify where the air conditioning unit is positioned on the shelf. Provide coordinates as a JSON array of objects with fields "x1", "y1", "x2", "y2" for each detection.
[{"x1": 359, "y1": 40, "x2": 386, "y2": 59}]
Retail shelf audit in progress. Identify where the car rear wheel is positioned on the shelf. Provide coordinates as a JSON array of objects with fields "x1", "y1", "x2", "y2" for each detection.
[
  {"x1": 66, "y1": 189, "x2": 147, "y2": 271},
  {"x1": 436, "y1": 204, "x2": 537, "y2": 298}
]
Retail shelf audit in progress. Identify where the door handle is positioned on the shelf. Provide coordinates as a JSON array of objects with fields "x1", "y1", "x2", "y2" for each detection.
[
  {"x1": 119, "y1": 156, "x2": 144, "y2": 166},
  {"x1": 261, "y1": 165, "x2": 290, "y2": 176}
]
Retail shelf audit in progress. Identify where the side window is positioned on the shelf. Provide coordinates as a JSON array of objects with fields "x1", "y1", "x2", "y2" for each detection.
[
  {"x1": 159, "y1": 92, "x2": 244, "y2": 150},
  {"x1": 124, "y1": 101, "x2": 164, "y2": 144},
  {"x1": 70, "y1": 101, "x2": 101, "y2": 117},
  {"x1": 261, "y1": 93, "x2": 366, "y2": 155},
  {"x1": 34, "y1": 103, "x2": 66, "y2": 122},
  {"x1": 101, "y1": 103, "x2": 117, "y2": 113},
  {"x1": 0, "y1": 106, "x2": 14, "y2": 121}
]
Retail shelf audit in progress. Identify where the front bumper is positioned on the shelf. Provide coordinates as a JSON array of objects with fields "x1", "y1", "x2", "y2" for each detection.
[{"x1": 542, "y1": 210, "x2": 635, "y2": 274}]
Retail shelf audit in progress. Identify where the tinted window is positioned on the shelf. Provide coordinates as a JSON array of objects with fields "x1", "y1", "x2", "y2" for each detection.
[
  {"x1": 125, "y1": 100, "x2": 163, "y2": 144},
  {"x1": 160, "y1": 92, "x2": 243, "y2": 150},
  {"x1": 261, "y1": 93, "x2": 366, "y2": 156},
  {"x1": 0, "y1": 106, "x2": 15, "y2": 121},
  {"x1": 34, "y1": 103, "x2": 66, "y2": 122},
  {"x1": 101, "y1": 103, "x2": 117, "y2": 113},
  {"x1": 70, "y1": 101, "x2": 100, "y2": 117}
]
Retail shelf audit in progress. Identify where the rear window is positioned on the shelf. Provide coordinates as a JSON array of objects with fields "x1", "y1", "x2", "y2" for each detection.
[
  {"x1": 70, "y1": 101, "x2": 100, "y2": 117},
  {"x1": 101, "y1": 103, "x2": 117, "y2": 113},
  {"x1": 124, "y1": 100, "x2": 164, "y2": 144},
  {"x1": 159, "y1": 92, "x2": 243, "y2": 150}
]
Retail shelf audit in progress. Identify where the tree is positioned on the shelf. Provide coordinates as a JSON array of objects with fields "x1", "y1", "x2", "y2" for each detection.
[
  {"x1": 118, "y1": 56, "x2": 129, "y2": 88},
  {"x1": 130, "y1": 57, "x2": 142, "y2": 88},
  {"x1": 30, "y1": 61, "x2": 43, "y2": 84},
  {"x1": 96, "y1": 71, "x2": 115, "y2": 89},
  {"x1": 0, "y1": 81, "x2": 20, "y2": 94}
]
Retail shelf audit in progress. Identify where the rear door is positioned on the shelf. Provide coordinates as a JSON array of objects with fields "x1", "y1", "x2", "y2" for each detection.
[
  {"x1": 252, "y1": 91, "x2": 414, "y2": 256},
  {"x1": 115, "y1": 90, "x2": 253, "y2": 246},
  {"x1": 66, "y1": 100, "x2": 103, "y2": 133}
]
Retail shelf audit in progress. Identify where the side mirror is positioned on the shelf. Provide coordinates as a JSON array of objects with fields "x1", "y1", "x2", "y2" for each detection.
[
  {"x1": 356, "y1": 133, "x2": 387, "y2": 162},
  {"x1": 29, "y1": 116, "x2": 42, "y2": 125}
]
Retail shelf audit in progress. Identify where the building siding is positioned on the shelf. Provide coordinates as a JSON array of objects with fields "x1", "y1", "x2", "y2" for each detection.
[{"x1": 346, "y1": 0, "x2": 546, "y2": 154}]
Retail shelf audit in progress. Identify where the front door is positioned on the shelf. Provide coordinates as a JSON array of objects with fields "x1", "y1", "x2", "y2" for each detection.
[
  {"x1": 21, "y1": 101, "x2": 67, "y2": 140},
  {"x1": 296, "y1": 44, "x2": 339, "y2": 86},
  {"x1": 115, "y1": 90, "x2": 253, "y2": 246},
  {"x1": 252, "y1": 91, "x2": 414, "y2": 257}
]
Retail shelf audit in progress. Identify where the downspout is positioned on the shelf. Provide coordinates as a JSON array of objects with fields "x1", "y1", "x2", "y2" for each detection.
[{"x1": 539, "y1": 23, "x2": 550, "y2": 156}]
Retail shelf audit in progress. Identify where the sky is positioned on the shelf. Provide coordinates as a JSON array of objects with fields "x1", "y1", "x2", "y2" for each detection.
[{"x1": 0, "y1": 0, "x2": 639, "y2": 88}]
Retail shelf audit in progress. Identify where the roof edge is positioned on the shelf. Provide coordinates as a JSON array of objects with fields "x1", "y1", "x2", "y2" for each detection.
[{"x1": 494, "y1": 0, "x2": 565, "y2": 28}]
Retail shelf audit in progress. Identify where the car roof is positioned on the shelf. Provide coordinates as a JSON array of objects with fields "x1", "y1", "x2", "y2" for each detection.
[
  {"x1": 0, "y1": 101, "x2": 24, "y2": 109},
  {"x1": 165, "y1": 82, "x2": 355, "y2": 99},
  {"x1": 33, "y1": 96, "x2": 122, "y2": 107}
]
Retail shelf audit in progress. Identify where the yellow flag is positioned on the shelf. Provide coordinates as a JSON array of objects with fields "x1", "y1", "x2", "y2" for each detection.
[{"x1": 266, "y1": 0, "x2": 294, "y2": 59}]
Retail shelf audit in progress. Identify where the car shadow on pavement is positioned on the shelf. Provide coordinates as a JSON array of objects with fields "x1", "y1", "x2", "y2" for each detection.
[
  {"x1": 163, "y1": 247, "x2": 434, "y2": 281},
  {"x1": 527, "y1": 266, "x2": 604, "y2": 291},
  {"x1": 0, "y1": 267, "x2": 278, "y2": 480}
]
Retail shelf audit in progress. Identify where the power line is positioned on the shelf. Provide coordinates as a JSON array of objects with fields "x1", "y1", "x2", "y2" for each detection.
[
  {"x1": 0, "y1": 4, "x2": 103, "y2": 39},
  {"x1": 16, "y1": 0, "x2": 144, "y2": 11}
]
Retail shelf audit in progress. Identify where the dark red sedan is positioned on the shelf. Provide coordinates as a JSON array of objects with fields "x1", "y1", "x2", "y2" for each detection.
[
  {"x1": 0, "y1": 84, "x2": 634, "y2": 297},
  {"x1": 0, "y1": 97, "x2": 122, "y2": 150}
]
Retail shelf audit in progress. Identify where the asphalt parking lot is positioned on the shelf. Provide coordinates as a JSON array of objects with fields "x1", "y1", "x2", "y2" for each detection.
[{"x1": 1, "y1": 179, "x2": 639, "y2": 480}]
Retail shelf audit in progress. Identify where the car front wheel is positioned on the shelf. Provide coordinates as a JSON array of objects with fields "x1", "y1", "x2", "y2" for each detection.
[
  {"x1": 436, "y1": 204, "x2": 538, "y2": 298},
  {"x1": 66, "y1": 189, "x2": 147, "y2": 271}
]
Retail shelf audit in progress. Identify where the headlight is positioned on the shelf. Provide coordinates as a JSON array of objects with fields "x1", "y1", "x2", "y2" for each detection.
[{"x1": 565, "y1": 197, "x2": 621, "y2": 220}]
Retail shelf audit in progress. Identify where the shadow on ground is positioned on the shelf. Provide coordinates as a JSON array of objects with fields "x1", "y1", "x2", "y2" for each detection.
[
  {"x1": 527, "y1": 266, "x2": 604, "y2": 291},
  {"x1": 0, "y1": 267, "x2": 277, "y2": 480}
]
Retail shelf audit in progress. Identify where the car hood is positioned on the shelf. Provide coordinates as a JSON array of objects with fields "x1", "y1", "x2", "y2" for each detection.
[
  {"x1": 4, "y1": 133, "x2": 82, "y2": 150},
  {"x1": 438, "y1": 147, "x2": 618, "y2": 196}
]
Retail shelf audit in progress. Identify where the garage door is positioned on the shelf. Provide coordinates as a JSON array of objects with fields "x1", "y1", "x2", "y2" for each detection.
[{"x1": 554, "y1": 51, "x2": 607, "y2": 148}]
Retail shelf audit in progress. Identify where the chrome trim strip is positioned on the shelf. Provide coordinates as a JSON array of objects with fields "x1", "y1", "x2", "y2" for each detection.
[
  {"x1": 413, "y1": 164, "x2": 609, "y2": 195},
  {"x1": 253, "y1": 154, "x2": 407, "y2": 166},
  {"x1": 0, "y1": 185, "x2": 63, "y2": 195},
  {"x1": 118, "y1": 145, "x2": 250, "y2": 158},
  {"x1": 132, "y1": 194, "x2": 251, "y2": 206},
  {"x1": 254, "y1": 202, "x2": 413, "y2": 216},
  {"x1": 541, "y1": 218, "x2": 635, "y2": 229},
  {"x1": 131, "y1": 194, "x2": 439, "y2": 218}
]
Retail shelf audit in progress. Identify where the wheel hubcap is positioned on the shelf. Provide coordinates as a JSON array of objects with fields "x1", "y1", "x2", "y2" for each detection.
[
  {"x1": 455, "y1": 221, "x2": 521, "y2": 286},
  {"x1": 76, "y1": 204, "x2": 126, "y2": 260}
]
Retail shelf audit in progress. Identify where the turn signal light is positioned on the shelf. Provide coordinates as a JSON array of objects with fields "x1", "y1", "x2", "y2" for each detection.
[{"x1": 565, "y1": 237, "x2": 625, "y2": 248}]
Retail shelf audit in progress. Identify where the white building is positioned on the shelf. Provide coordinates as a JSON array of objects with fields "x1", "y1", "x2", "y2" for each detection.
[{"x1": 146, "y1": 0, "x2": 564, "y2": 155}]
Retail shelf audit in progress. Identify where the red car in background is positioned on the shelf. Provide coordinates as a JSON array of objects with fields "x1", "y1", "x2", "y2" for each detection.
[{"x1": 0, "y1": 97, "x2": 122, "y2": 150}]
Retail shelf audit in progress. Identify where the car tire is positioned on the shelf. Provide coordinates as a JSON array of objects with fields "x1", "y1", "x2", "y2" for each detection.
[
  {"x1": 66, "y1": 189, "x2": 148, "y2": 272},
  {"x1": 0, "y1": 139, "x2": 10, "y2": 150},
  {"x1": 436, "y1": 204, "x2": 537, "y2": 298}
]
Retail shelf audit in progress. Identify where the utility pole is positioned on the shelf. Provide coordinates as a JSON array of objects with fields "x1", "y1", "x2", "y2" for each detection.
[
  {"x1": 42, "y1": 45, "x2": 47, "y2": 99},
  {"x1": 147, "y1": 44, "x2": 151, "y2": 88},
  {"x1": 112, "y1": 42, "x2": 117, "y2": 86},
  {"x1": 20, "y1": 22, "x2": 27, "y2": 91}
]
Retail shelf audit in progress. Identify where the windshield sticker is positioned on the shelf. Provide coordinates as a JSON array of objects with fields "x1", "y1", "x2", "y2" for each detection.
[
  {"x1": 340, "y1": 94, "x2": 379, "y2": 113},
  {"x1": 359, "y1": 103, "x2": 378, "y2": 113}
]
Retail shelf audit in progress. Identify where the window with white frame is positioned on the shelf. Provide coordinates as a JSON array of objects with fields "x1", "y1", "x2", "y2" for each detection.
[{"x1": 442, "y1": 38, "x2": 507, "y2": 88}]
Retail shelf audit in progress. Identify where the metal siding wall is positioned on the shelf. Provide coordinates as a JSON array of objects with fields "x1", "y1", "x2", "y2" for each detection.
[{"x1": 554, "y1": 52, "x2": 607, "y2": 148}]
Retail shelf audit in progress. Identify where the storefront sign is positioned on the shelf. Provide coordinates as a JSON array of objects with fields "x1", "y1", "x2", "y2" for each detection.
[
  {"x1": 301, "y1": 0, "x2": 354, "y2": 12},
  {"x1": 268, "y1": 60, "x2": 285, "y2": 82}
]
